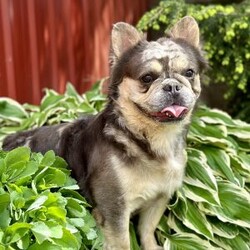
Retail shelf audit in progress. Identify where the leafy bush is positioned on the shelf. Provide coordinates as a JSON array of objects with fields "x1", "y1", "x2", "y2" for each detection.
[
  {"x1": 0, "y1": 82, "x2": 106, "y2": 146},
  {"x1": 0, "y1": 147, "x2": 101, "y2": 249},
  {"x1": 160, "y1": 107, "x2": 250, "y2": 249},
  {"x1": 0, "y1": 83, "x2": 250, "y2": 249},
  {"x1": 137, "y1": 0, "x2": 250, "y2": 122}
]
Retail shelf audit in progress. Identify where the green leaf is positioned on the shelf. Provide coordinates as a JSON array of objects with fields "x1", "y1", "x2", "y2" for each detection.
[
  {"x1": 230, "y1": 152, "x2": 250, "y2": 179},
  {"x1": 51, "y1": 228, "x2": 81, "y2": 250},
  {"x1": 10, "y1": 190, "x2": 25, "y2": 209},
  {"x1": 47, "y1": 206, "x2": 67, "y2": 221},
  {"x1": 186, "y1": 148, "x2": 218, "y2": 191},
  {"x1": 46, "y1": 221, "x2": 63, "y2": 239},
  {"x1": 40, "y1": 94, "x2": 64, "y2": 111},
  {"x1": 202, "y1": 147, "x2": 238, "y2": 184},
  {"x1": 195, "y1": 107, "x2": 236, "y2": 127},
  {"x1": 40, "y1": 151, "x2": 56, "y2": 166},
  {"x1": 2, "y1": 222, "x2": 31, "y2": 244},
  {"x1": 217, "y1": 181, "x2": 250, "y2": 225},
  {"x1": 31, "y1": 221, "x2": 63, "y2": 244},
  {"x1": 9, "y1": 161, "x2": 38, "y2": 183},
  {"x1": 208, "y1": 217, "x2": 238, "y2": 239},
  {"x1": 5, "y1": 147, "x2": 30, "y2": 169},
  {"x1": 0, "y1": 193, "x2": 10, "y2": 212},
  {"x1": 214, "y1": 235, "x2": 249, "y2": 250},
  {"x1": 164, "y1": 233, "x2": 216, "y2": 250},
  {"x1": 173, "y1": 197, "x2": 213, "y2": 239},
  {"x1": 68, "y1": 218, "x2": 85, "y2": 228},
  {"x1": 65, "y1": 83, "x2": 83, "y2": 102},
  {"x1": 188, "y1": 119, "x2": 231, "y2": 149},
  {"x1": 227, "y1": 123, "x2": 250, "y2": 141},
  {"x1": 31, "y1": 221, "x2": 51, "y2": 244},
  {"x1": 66, "y1": 198, "x2": 87, "y2": 218},
  {"x1": 79, "y1": 102, "x2": 97, "y2": 114},
  {"x1": 129, "y1": 223, "x2": 140, "y2": 250},
  {"x1": 86, "y1": 228, "x2": 98, "y2": 241},
  {"x1": 16, "y1": 233, "x2": 30, "y2": 249},
  {"x1": 51, "y1": 156, "x2": 68, "y2": 169},
  {"x1": 27, "y1": 195, "x2": 48, "y2": 212},
  {"x1": 201, "y1": 181, "x2": 250, "y2": 228},
  {"x1": 34, "y1": 167, "x2": 67, "y2": 190},
  {"x1": 183, "y1": 184, "x2": 220, "y2": 206},
  {"x1": 29, "y1": 241, "x2": 61, "y2": 250},
  {"x1": 0, "y1": 98, "x2": 28, "y2": 122},
  {"x1": 0, "y1": 206, "x2": 10, "y2": 229}
]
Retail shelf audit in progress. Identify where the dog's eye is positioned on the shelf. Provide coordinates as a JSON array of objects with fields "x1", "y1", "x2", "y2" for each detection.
[
  {"x1": 141, "y1": 74, "x2": 154, "y2": 84},
  {"x1": 185, "y1": 69, "x2": 195, "y2": 78}
]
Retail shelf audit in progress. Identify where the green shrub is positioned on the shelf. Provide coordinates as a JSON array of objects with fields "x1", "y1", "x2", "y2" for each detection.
[
  {"x1": 0, "y1": 83, "x2": 249, "y2": 249},
  {"x1": 0, "y1": 147, "x2": 102, "y2": 249},
  {"x1": 137, "y1": 0, "x2": 250, "y2": 122}
]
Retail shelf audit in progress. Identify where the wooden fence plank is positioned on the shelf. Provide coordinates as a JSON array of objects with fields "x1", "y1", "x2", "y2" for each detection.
[{"x1": 0, "y1": 0, "x2": 154, "y2": 104}]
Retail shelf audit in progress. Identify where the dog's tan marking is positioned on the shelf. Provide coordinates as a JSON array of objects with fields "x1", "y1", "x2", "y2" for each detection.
[
  {"x1": 23, "y1": 137, "x2": 32, "y2": 147},
  {"x1": 169, "y1": 54, "x2": 189, "y2": 72},
  {"x1": 104, "y1": 124, "x2": 141, "y2": 157},
  {"x1": 193, "y1": 76, "x2": 202, "y2": 96},
  {"x1": 110, "y1": 142, "x2": 185, "y2": 213},
  {"x1": 150, "y1": 60, "x2": 163, "y2": 73},
  {"x1": 117, "y1": 77, "x2": 192, "y2": 149},
  {"x1": 138, "y1": 195, "x2": 167, "y2": 250},
  {"x1": 102, "y1": 214, "x2": 130, "y2": 250}
]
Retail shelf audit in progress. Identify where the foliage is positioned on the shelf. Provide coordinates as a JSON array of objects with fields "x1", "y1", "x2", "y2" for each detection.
[
  {"x1": 137, "y1": 0, "x2": 250, "y2": 122},
  {"x1": 0, "y1": 147, "x2": 102, "y2": 249},
  {"x1": 0, "y1": 83, "x2": 250, "y2": 249},
  {"x1": 159, "y1": 106, "x2": 250, "y2": 249},
  {"x1": 0, "y1": 82, "x2": 106, "y2": 147}
]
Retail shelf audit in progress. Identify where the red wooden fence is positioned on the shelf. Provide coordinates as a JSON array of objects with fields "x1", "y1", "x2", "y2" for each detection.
[{"x1": 0, "y1": 0, "x2": 154, "y2": 104}]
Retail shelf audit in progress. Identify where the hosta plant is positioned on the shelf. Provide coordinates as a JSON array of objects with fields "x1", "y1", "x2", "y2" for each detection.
[{"x1": 0, "y1": 83, "x2": 249, "y2": 249}]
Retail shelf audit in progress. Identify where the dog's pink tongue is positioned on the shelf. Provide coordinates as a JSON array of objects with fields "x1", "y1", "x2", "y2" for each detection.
[{"x1": 161, "y1": 105, "x2": 188, "y2": 118}]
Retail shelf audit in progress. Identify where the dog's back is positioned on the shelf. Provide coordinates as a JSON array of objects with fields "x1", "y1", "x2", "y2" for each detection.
[
  {"x1": 2, "y1": 115, "x2": 96, "y2": 158},
  {"x1": 3, "y1": 124, "x2": 65, "y2": 154}
]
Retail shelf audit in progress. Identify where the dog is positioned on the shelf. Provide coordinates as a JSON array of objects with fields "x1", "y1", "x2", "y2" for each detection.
[{"x1": 3, "y1": 16, "x2": 206, "y2": 250}]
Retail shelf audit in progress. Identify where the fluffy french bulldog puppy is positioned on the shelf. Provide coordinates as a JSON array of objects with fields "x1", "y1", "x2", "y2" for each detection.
[{"x1": 3, "y1": 16, "x2": 206, "y2": 250}]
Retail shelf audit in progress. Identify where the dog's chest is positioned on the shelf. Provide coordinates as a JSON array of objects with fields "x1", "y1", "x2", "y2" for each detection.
[{"x1": 112, "y1": 154, "x2": 185, "y2": 213}]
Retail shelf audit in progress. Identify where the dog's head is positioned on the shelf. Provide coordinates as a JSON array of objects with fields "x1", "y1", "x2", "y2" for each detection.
[{"x1": 108, "y1": 16, "x2": 206, "y2": 128}]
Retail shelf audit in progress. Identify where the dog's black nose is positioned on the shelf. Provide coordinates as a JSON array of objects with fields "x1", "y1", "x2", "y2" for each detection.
[{"x1": 163, "y1": 83, "x2": 182, "y2": 93}]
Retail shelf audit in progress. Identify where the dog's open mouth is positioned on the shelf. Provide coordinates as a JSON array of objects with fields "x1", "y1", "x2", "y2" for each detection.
[{"x1": 150, "y1": 105, "x2": 188, "y2": 122}]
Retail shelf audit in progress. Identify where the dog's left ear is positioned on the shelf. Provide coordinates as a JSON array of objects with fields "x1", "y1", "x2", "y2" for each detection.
[
  {"x1": 169, "y1": 16, "x2": 200, "y2": 48},
  {"x1": 110, "y1": 22, "x2": 143, "y2": 63}
]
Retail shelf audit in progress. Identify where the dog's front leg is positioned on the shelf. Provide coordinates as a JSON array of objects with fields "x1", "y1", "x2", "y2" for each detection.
[
  {"x1": 138, "y1": 196, "x2": 167, "y2": 250},
  {"x1": 94, "y1": 207, "x2": 130, "y2": 250}
]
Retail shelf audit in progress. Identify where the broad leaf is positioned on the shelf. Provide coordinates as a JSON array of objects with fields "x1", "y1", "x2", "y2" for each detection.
[
  {"x1": 186, "y1": 148, "x2": 218, "y2": 191},
  {"x1": 2, "y1": 222, "x2": 31, "y2": 244},
  {"x1": 164, "y1": 233, "x2": 217, "y2": 250},
  {"x1": 0, "y1": 98, "x2": 28, "y2": 122},
  {"x1": 173, "y1": 197, "x2": 213, "y2": 239}
]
